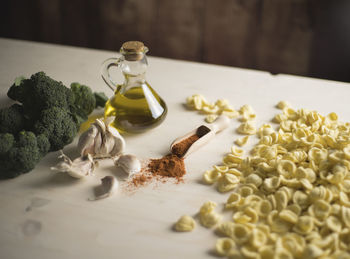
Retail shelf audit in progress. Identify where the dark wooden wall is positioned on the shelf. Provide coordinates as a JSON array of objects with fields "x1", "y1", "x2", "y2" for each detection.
[{"x1": 1, "y1": 0, "x2": 350, "y2": 82}]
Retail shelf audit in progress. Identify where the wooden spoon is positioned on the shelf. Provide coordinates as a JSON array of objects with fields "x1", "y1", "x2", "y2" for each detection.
[{"x1": 170, "y1": 115, "x2": 230, "y2": 158}]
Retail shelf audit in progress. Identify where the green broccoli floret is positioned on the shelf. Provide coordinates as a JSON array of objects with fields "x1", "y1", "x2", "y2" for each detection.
[
  {"x1": 36, "y1": 134, "x2": 50, "y2": 157},
  {"x1": 7, "y1": 76, "x2": 26, "y2": 103},
  {"x1": 0, "y1": 133, "x2": 15, "y2": 155},
  {"x1": 34, "y1": 107, "x2": 77, "y2": 151},
  {"x1": 70, "y1": 82, "x2": 96, "y2": 119},
  {"x1": 94, "y1": 92, "x2": 108, "y2": 108},
  {"x1": 0, "y1": 104, "x2": 26, "y2": 134},
  {"x1": 0, "y1": 131, "x2": 42, "y2": 179},
  {"x1": 7, "y1": 72, "x2": 74, "y2": 120}
]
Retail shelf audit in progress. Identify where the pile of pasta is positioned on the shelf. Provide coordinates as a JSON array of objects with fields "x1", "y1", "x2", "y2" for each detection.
[{"x1": 183, "y1": 96, "x2": 350, "y2": 259}]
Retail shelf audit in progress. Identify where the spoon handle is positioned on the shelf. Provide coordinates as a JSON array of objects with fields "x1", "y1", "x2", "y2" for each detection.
[{"x1": 209, "y1": 115, "x2": 230, "y2": 134}]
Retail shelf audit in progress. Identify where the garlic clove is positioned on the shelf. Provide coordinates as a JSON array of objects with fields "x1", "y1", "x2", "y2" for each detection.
[
  {"x1": 78, "y1": 124, "x2": 99, "y2": 156},
  {"x1": 89, "y1": 176, "x2": 118, "y2": 201},
  {"x1": 94, "y1": 118, "x2": 106, "y2": 134},
  {"x1": 115, "y1": 154, "x2": 141, "y2": 177},
  {"x1": 51, "y1": 152, "x2": 96, "y2": 179},
  {"x1": 107, "y1": 125, "x2": 125, "y2": 156},
  {"x1": 93, "y1": 132, "x2": 103, "y2": 156}
]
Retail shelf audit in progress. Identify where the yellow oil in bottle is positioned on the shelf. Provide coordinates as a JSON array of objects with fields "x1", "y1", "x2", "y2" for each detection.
[{"x1": 104, "y1": 82, "x2": 167, "y2": 134}]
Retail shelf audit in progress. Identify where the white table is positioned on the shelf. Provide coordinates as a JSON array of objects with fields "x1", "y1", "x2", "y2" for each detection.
[{"x1": 1, "y1": 38, "x2": 350, "y2": 259}]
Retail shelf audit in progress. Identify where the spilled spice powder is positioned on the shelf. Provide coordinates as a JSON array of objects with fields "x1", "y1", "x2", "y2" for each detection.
[
  {"x1": 126, "y1": 126, "x2": 211, "y2": 191},
  {"x1": 132, "y1": 173, "x2": 152, "y2": 187},
  {"x1": 148, "y1": 154, "x2": 186, "y2": 181}
]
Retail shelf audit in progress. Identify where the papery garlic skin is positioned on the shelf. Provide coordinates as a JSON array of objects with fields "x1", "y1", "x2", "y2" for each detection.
[
  {"x1": 114, "y1": 154, "x2": 141, "y2": 177},
  {"x1": 51, "y1": 152, "x2": 96, "y2": 178}
]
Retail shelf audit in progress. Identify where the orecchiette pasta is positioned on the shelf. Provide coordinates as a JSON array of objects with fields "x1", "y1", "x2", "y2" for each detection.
[
  {"x1": 215, "y1": 237, "x2": 236, "y2": 256},
  {"x1": 235, "y1": 136, "x2": 249, "y2": 147},
  {"x1": 237, "y1": 121, "x2": 257, "y2": 135},
  {"x1": 174, "y1": 215, "x2": 196, "y2": 232},
  {"x1": 199, "y1": 201, "x2": 222, "y2": 228},
  {"x1": 177, "y1": 98, "x2": 350, "y2": 258}
]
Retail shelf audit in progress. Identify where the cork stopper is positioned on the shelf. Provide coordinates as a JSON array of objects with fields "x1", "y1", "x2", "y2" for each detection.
[{"x1": 121, "y1": 41, "x2": 147, "y2": 61}]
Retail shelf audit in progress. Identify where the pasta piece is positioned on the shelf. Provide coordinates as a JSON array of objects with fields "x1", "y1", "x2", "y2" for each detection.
[
  {"x1": 237, "y1": 121, "x2": 257, "y2": 135},
  {"x1": 241, "y1": 113, "x2": 256, "y2": 122},
  {"x1": 174, "y1": 215, "x2": 196, "y2": 232},
  {"x1": 199, "y1": 201, "x2": 222, "y2": 228},
  {"x1": 277, "y1": 101, "x2": 291, "y2": 110},
  {"x1": 216, "y1": 221, "x2": 235, "y2": 238},
  {"x1": 230, "y1": 223, "x2": 250, "y2": 244},
  {"x1": 249, "y1": 228, "x2": 267, "y2": 248},
  {"x1": 217, "y1": 174, "x2": 239, "y2": 193},
  {"x1": 302, "y1": 244, "x2": 324, "y2": 258},
  {"x1": 239, "y1": 104, "x2": 255, "y2": 115},
  {"x1": 235, "y1": 136, "x2": 249, "y2": 146},
  {"x1": 202, "y1": 169, "x2": 221, "y2": 184},
  {"x1": 200, "y1": 211, "x2": 222, "y2": 228},
  {"x1": 226, "y1": 193, "x2": 242, "y2": 209},
  {"x1": 277, "y1": 160, "x2": 296, "y2": 178},
  {"x1": 245, "y1": 174, "x2": 263, "y2": 187},
  {"x1": 310, "y1": 200, "x2": 331, "y2": 221},
  {"x1": 258, "y1": 200, "x2": 272, "y2": 217},
  {"x1": 215, "y1": 238, "x2": 236, "y2": 256},
  {"x1": 241, "y1": 245, "x2": 259, "y2": 259},
  {"x1": 342, "y1": 206, "x2": 350, "y2": 228},
  {"x1": 200, "y1": 201, "x2": 217, "y2": 214},
  {"x1": 326, "y1": 216, "x2": 342, "y2": 233},
  {"x1": 205, "y1": 114, "x2": 218, "y2": 123},
  {"x1": 259, "y1": 246, "x2": 275, "y2": 259},
  {"x1": 263, "y1": 177, "x2": 281, "y2": 192},
  {"x1": 231, "y1": 146, "x2": 244, "y2": 156},
  {"x1": 279, "y1": 209, "x2": 298, "y2": 224},
  {"x1": 293, "y1": 216, "x2": 314, "y2": 235}
]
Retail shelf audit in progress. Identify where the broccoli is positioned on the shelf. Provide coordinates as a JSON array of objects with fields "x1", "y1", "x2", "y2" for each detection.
[
  {"x1": 8, "y1": 72, "x2": 74, "y2": 120},
  {"x1": 70, "y1": 82, "x2": 96, "y2": 119},
  {"x1": 0, "y1": 133, "x2": 15, "y2": 155},
  {"x1": 1, "y1": 72, "x2": 108, "y2": 179},
  {"x1": 0, "y1": 104, "x2": 26, "y2": 134},
  {"x1": 0, "y1": 133, "x2": 15, "y2": 175},
  {"x1": 36, "y1": 134, "x2": 50, "y2": 157},
  {"x1": 94, "y1": 92, "x2": 109, "y2": 108},
  {"x1": 0, "y1": 131, "x2": 43, "y2": 179},
  {"x1": 7, "y1": 76, "x2": 26, "y2": 103},
  {"x1": 34, "y1": 107, "x2": 77, "y2": 151}
]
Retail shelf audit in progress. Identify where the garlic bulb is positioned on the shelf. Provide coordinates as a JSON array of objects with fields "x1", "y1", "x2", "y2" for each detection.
[
  {"x1": 114, "y1": 154, "x2": 141, "y2": 177},
  {"x1": 89, "y1": 176, "x2": 118, "y2": 201},
  {"x1": 51, "y1": 151, "x2": 96, "y2": 178},
  {"x1": 78, "y1": 119, "x2": 125, "y2": 158}
]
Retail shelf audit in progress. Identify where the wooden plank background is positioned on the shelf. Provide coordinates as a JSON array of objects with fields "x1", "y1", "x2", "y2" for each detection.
[{"x1": 0, "y1": 0, "x2": 349, "y2": 82}]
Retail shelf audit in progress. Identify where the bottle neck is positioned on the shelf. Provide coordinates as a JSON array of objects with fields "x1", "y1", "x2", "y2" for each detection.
[
  {"x1": 124, "y1": 72, "x2": 146, "y2": 86},
  {"x1": 120, "y1": 54, "x2": 148, "y2": 90}
]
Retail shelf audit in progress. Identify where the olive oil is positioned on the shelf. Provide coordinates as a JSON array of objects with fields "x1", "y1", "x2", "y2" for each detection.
[
  {"x1": 104, "y1": 82, "x2": 167, "y2": 133},
  {"x1": 101, "y1": 41, "x2": 167, "y2": 133}
]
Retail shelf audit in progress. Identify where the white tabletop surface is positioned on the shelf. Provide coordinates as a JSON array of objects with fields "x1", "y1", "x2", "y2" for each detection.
[{"x1": 1, "y1": 38, "x2": 350, "y2": 259}]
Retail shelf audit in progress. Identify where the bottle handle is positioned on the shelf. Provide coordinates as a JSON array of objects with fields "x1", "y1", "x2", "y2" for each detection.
[{"x1": 101, "y1": 57, "x2": 123, "y2": 91}]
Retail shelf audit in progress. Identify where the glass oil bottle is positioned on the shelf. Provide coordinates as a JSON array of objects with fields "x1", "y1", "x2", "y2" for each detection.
[{"x1": 101, "y1": 41, "x2": 167, "y2": 133}]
